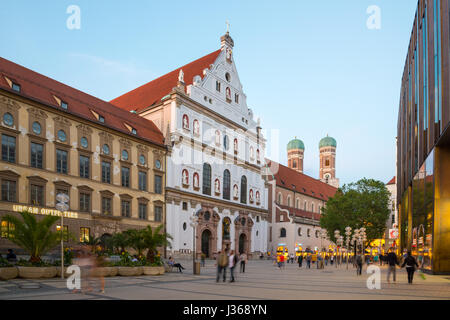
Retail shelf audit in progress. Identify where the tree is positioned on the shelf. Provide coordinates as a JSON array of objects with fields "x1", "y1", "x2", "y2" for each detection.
[
  {"x1": 125, "y1": 229, "x2": 146, "y2": 257},
  {"x1": 2, "y1": 211, "x2": 60, "y2": 263},
  {"x1": 142, "y1": 225, "x2": 172, "y2": 263},
  {"x1": 320, "y1": 178, "x2": 390, "y2": 248},
  {"x1": 111, "y1": 232, "x2": 129, "y2": 254}
]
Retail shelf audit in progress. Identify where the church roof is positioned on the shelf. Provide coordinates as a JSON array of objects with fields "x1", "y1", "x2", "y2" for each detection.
[
  {"x1": 319, "y1": 135, "x2": 337, "y2": 148},
  {"x1": 0, "y1": 57, "x2": 165, "y2": 146},
  {"x1": 110, "y1": 49, "x2": 222, "y2": 112},
  {"x1": 386, "y1": 176, "x2": 396, "y2": 185},
  {"x1": 265, "y1": 159, "x2": 338, "y2": 201},
  {"x1": 287, "y1": 138, "x2": 305, "y2": 151}
]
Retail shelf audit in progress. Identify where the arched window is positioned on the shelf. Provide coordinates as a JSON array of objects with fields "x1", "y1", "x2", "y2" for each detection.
[
  {"x1": 298, "y1": 228, "x2": 302, "y2": 236},
  {"x1": 280, "y1": 228, "x2": 286, "y2": 238},
  {"x1": 287, "y1": 196, "x2": 291, "y2": 207},
  {"x1": 240, "y1": 176, "x2": 247, "y2": 204},
  {"x1": 296, "y1": 199, "x2": 299, "y2": 209},
  {"x1": 202, "y1": 163, "x2": 211, "y2": 195},
  {"x1": 304, "y1": 201, "x2": 307, "y2": 210},
  {"x1": 223, "y1": 169, "x2": 231, "y2": 200},
  {"x1": 315, "y1": 230, "x2": 319, "y2": 238},
  {"x1": 307, "y1": 229, "x2": 311, "y2": 237},
  {"x1": 311, "y1": 203, "x2": 314, "y2": 213},
  {"x1": 293, "y1": 160, "x2": 297, "y2": 168},
  {"x1": 278, "y1": 193, "x2": 282, "y2": 204}
]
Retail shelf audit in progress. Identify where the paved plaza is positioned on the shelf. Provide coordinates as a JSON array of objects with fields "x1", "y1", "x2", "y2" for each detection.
[{"x1": 1, "y1": 259, "x2": 449, "y2": 300}]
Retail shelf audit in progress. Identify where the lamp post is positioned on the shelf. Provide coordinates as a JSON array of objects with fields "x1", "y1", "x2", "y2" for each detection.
[
  {"x1": 360, "y1": 227, "x2": 367, "y2": 263},
  {"x1": 345, "y1": 226, "x2": 352, "y2": 269},
  {"x1": 337, "y1": 235, "x2": 344, "y2": 268},
  {"x1": 56, "y1": 193, "x2": 69, "y2": 279},
  {"x1": 189, "y1": 212, "x2": 199, "y2": 274},
  {"x1": 334, "y1": 230, "x2": 340, "y2": 268}
]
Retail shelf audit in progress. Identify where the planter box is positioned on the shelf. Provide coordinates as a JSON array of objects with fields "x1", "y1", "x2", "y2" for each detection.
[
  {"x1": 142, "y1": 266, "x2": 161, "y2": 275},
  {"x1": 157, "y1": 266, "x2": 165, "y2": 275},
  {"x1": 0, "y1": 267, "x2": 18, "y2": 280},
  {"x1": 109, "y1": 267, "x2": 118, "y2": 277},
  {"x1": 17, "y1": 266, "x2": 57, "y2": 279},
  {"x1": 56, "y1": 267, "x2": 72, "y2": 278},
  {"x1": 91, "y1": 267, "x2": 120, "y2": 278},
  {"x1": 117, "y1": 266, "x2": 143, "y2": 276}
]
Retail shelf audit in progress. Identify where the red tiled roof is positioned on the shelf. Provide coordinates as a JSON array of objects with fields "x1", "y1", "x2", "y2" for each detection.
[
  {"x1": 0, "y1": 57, "x2": 165, "y2": 146},
  {"x1": 110, "y1": 49, "x2": 222, "y2": 112},
  {"x1": 265, "y1": 159, "x2": 338, "y2": 201},
  {"x1": 387, "y1": 176, "x2": 396, "y2": 185},
  {"x1": 277, "y1": 204, "x2": 321, "y2": 221}
]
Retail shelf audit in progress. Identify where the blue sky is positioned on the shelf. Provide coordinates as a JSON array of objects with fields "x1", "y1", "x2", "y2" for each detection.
[{"x1": 0, "y1": 0, "x2": 417, "y2": 185}]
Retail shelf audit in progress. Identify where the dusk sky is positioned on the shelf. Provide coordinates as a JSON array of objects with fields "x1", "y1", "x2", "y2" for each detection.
[{"x1": 0, "y1": 0, "x2": 418, "y2": 185}]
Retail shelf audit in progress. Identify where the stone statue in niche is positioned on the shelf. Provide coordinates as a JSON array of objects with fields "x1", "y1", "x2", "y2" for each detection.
[
  {"x1": 193, "y1": 173, "x2": 199, "y2": 189},
  {"x1": 182, "y1": 169, "x2": 189, "y2": 185},
  {"x1": 193, "y1": 120, "x2": 199, "y2": 135},
  {"x1": 226, "y1": 87, "x2": 231, "y2": 101},
  {"x1": 222, "y1": 217, "x2": 231, "y2": 240},
  {"x1": 215, "y1": 179, "x2": 220, "y2": 194},
  {"x1": 233, "y1": 185, "x2": 239, "y2": 199}
]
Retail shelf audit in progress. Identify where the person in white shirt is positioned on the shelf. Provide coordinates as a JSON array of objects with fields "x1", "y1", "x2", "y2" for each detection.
[{"x1": 228, "y1": 250, "x2": 237, "y2": 283}]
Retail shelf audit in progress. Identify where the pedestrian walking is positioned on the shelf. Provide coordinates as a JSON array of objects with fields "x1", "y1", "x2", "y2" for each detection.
[
  {"x1": 401, "y1": 251, "x2": 419, "y2": 284},
  {"x1": 239, "y1": 252, "x2": 247, "y2": 273},
  {"x1": 297, "y1": 253, "x2": 303, "y2": 268},
  {"x1": 290, "y1": 253, "x2": 295, "y2": 264},
  {"x1": 278, "y1": 254, "x2": 285, "y2": 269},
  {"x1": 306, "y1": 253, "x2": 311, "y2": 269},
  {"x1": 386, "y1": 248, "x2": 399, "y2": 283},
  {"x1": 216, "y1": 250, "x2": 228, "y2": 283},
  {"x1": 330, "y1": 254, "x2": 334, "y2": 266},
  {"x1": 355, "y1": 254, "x2": 363, "y2": 276},
  {"x1": 229, "y1": 250, "x2": 237, "y2": 282},
  {"x1": 201, "y1": 253, "x2": 206, "y2": 267}
]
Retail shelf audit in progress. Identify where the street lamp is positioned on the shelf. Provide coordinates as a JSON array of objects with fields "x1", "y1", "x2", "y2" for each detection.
[
  {"x1": 56, "y1": 192, "x2": 69, "y2": 279},
  {"x1": 334, "y1": 230, "x2": 340, "y2": 268},
  {"x1": 345, "y1": 226, "x2": 352, "y2": 269},
  {"x1": 189, "y1": 212, "x2": 199, "y2": 275}
]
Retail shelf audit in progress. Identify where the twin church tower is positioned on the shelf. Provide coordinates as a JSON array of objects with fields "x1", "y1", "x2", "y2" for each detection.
[{"x1": 287, "y1": 135, "x2": 339, "y2": 188}]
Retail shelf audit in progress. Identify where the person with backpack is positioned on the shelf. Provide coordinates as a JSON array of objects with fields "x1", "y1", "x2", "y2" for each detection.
[
  {"x1": 228, "y1": 250, "x2": 238, "y2": 282},
  {"x1": 216, "y1": 249, "x2": 229, "y2": 283},
  {"x1": 401, "y1": 251, "x2": 419, "y2": 284}
]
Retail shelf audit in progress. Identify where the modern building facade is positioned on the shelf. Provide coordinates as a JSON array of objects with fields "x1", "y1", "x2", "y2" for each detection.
[
  {"x1": 264, "y1": 138, "x2": 338, "y2": 255},
  {"x1": 0, "y1": 57, "x2": 167, "y2": 253},
  {"x1": 111, "y1": 33, "x2": 269, "y2": 258},
  {"x1": 397, "y1": 0, "x2": 450, "y2": 273}
]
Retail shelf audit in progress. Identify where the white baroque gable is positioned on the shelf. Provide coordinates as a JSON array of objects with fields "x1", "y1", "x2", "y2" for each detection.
[{"x1": 187, "y1": 45, "x2": 257, "y2": 131}]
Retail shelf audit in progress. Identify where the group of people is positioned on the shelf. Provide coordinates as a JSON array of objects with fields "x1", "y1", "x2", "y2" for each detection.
[{"x1": 215, "y1": 249, "x2": 248, "y2": 283}]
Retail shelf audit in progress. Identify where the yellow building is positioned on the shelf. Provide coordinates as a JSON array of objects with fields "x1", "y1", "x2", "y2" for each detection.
[{"x1": 0, "y1": 57, "x2": 167, "y2": 252}]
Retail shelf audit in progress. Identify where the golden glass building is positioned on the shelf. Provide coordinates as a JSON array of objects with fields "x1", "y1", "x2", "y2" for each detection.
[
  {"x1": 0, "y1": 57, "x2": 167, "y2": 253},
  {"x1": 397, "y1": 0, "x2": 450, "y2": 274}
]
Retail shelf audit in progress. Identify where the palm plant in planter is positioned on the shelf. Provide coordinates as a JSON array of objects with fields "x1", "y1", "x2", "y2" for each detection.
[
  {"x1": 125, "y1": 229, "x2": 146, "y2": 257},
  {"x1": 2, "y1": 211, "x2": 61, "y2": 263},
  {"x1": 112, "y1": 232, "x2": 129, "y2": 254},
  {"x1": 142, "y1": 225, "x2": 172, "y2": 264}
]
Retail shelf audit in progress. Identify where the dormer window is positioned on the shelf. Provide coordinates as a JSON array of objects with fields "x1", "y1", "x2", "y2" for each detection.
[
  {"x1": 132, "y1": 128, "x2": 137, "y2": 135},
  {"x1": 12, "y1": 83, "x2": 20, "y2": 92},
  {"x1": 98, "y1": 115, "x2": 104, "y2": 123},
  {"x1": 61, "y1": 101, "x2": 68, "y2": 110}
]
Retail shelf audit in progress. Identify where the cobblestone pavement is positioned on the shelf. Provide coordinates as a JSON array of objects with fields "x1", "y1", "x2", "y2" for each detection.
[{"x1": 1, "y1": 259, "x2": 449, "y2": 300}]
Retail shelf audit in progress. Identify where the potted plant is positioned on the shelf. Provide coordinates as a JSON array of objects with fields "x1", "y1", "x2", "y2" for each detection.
[
  {"x1": 0, "y1": 257, "x2": 18, "y2": 280},
  {"x1": 2, "y1": 211, "x2": 61, "y2": 279},
  {"x1": 115, "y1": 252, "x2": 143, "y2": 276}
]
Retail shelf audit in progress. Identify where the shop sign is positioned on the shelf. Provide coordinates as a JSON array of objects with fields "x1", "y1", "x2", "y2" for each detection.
[
  {"x1": 12, "y1": 205, "x2": 78, "y2": 218},
  {"x1": 389, "y1": 229, "x2": 398, "y2": 239}
]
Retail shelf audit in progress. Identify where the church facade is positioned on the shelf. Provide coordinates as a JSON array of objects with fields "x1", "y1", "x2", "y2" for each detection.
[
  {"x1": 265, "y1": 136, "x2": 338, "y2": 255},
  {"x1": 111, "y1": 33, "x2": 269, "y2": 258}
]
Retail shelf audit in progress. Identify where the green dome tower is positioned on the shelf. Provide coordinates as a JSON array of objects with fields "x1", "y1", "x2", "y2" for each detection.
[
  {"x1": 319, "y1": 134, "x2": 339, "y2": 187},
  {"x1": 287, "y1": 137, "x2": 305, "y2": 173}
]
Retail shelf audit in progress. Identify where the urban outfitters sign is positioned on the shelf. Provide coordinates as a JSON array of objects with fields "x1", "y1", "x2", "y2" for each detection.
[{"x1": 12, "y1": 205, "x2": 78, "y2": 218}]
